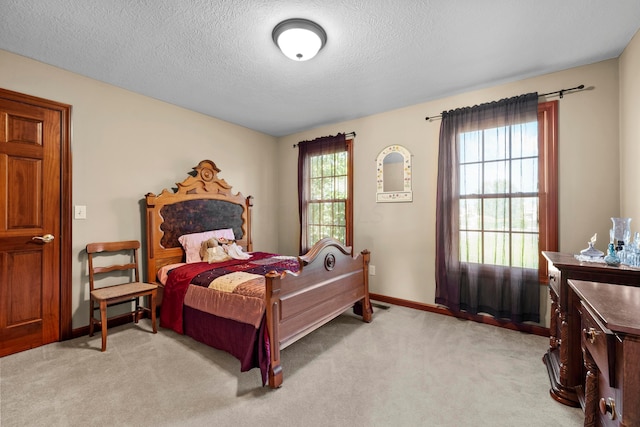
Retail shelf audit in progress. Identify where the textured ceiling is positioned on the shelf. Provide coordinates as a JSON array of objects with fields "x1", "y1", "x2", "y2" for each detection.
[{"x1": 1, "y1": 1, "x2": 640, "y2": 137}]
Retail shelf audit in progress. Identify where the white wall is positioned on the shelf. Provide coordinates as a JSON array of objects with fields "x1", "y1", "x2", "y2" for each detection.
[
  {"x1": 620, "y1": 29, "x2": 640, "y2": 221},
  {"x1": 277, "y1": 59, "x2": 622, "y2": 327},
  {"x1": 0, "y1": 49, "x2": 278, "y2": 328}
]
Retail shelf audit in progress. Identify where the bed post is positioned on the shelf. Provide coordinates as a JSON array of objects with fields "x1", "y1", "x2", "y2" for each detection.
[
  {"x1": 245, "y1": 196, "x2": 253, "y2": 252},
  {"x1": 144, "y1": 196, "x2": 157, "y2": 284},
  {"x1": 361, "y1": 249, "x2": 373, "y2": 323},
  {"x1": 265, "y1": 272, "x2": 283, "y2": 388}
]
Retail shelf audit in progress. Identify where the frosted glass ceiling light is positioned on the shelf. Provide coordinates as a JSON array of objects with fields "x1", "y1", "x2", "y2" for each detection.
[{"x1": 272, "y1": 19, "x2": 327, "y2": 61}]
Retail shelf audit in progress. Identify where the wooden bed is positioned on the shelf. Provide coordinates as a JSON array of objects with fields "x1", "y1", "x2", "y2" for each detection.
[{"x1": 144, "y1": 160, "x2": 372, "y2": 388}]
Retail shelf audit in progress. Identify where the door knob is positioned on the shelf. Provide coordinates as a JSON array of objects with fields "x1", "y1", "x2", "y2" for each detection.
[{"x1": 32, "y1": 234, "x2": 55, "y2": 243}]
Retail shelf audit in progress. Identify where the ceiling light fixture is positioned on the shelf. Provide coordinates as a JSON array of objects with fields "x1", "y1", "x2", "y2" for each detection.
[{"x1": 272, "y1": 18, "x2": 327, "y2": 61}]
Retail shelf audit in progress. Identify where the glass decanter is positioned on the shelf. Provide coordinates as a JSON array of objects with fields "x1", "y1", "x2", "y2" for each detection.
[{"x1": 611, "y1": 217, "x2": 632, "y2": 251}]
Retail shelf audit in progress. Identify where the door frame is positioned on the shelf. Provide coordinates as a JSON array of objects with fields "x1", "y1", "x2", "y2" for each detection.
[{"x1": 1, "y1": 88, "x2": 72, "y2": 341}]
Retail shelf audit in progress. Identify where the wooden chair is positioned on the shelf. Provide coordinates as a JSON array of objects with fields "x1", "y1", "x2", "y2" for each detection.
[{"x1": 87, "y1": 240, "x2": 157, "y2": 351}]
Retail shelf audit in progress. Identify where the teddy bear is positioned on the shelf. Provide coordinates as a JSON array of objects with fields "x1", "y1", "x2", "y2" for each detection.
[{"x1": 199, "y1": 237, "x2": 231, "y2": 263}]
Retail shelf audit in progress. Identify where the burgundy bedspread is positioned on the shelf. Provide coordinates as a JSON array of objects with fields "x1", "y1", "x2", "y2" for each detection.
[
  {"x1": 160, "y1": 252, "x2": 300, "y2": 333},
  {"x1": 160, "y1": 252, "x2": 300, "y2": 385}
]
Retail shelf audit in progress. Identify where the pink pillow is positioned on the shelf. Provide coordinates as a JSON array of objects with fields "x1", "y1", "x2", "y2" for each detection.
[{"x1": 178, "y1": 229, "x2": 235, "y2": 263}]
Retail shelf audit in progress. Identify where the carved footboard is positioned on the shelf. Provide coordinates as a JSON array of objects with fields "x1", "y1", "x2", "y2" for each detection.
[{"x1": 264, "y1": 237, "x2": 372, "y2": 388}]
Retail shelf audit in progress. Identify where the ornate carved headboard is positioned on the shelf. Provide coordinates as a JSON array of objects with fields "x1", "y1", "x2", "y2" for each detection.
[{"x1": 144, "y1": 160, "x2": 253, "y2": 283}]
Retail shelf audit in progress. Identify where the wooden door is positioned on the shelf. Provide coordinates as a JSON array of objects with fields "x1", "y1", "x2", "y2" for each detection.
[{"x1": 0, "y1": 89, "x2": 70, "y2": 356}]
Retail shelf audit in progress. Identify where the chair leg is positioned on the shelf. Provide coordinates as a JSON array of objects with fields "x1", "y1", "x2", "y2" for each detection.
[
  {"x1": 134, "y1": 296, "x2": 140, "y2": 324},
  {"x1": 151, "y1": 292, "x2": 157, "y2": 334},
  {"x1": 99, "y1": 300, "x2": 108, "y2": 352},
  {"x1": 89, "y1": 298, "x2": 95, "y2": 337}
]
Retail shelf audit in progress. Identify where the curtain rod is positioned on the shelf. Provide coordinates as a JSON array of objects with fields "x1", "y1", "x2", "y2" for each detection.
[
  {"x1": 424, "y1": 84, "x2": 585, "y2": 121},
  {"x1": 292, "y1": 131, "x2": 356, "y2": 148}
]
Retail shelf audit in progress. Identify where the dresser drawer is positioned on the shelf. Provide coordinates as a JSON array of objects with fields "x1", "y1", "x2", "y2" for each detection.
[
  {"x1": 581, "y1": 301, "x2": 616, "y2": 388},
  {"x1": 597, "y1": 375, "x2": 619, "y2": 427},
  {"x1": 548, "y1": 266, "x2": 560, "y2": 297}
]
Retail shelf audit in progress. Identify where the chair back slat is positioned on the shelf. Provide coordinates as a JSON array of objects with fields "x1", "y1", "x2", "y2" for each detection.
[
  {"x1": 86, "y1": 240, "x2": 140, "y2": 254},
  {"x1": 93, "y1": 263, "x2": 137, "y2": 275},
  {"x1": 87, "y1": 241, "x2": 141, "y2": 291}
]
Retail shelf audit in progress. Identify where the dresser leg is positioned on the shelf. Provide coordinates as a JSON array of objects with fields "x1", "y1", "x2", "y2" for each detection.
[{"x1": 583, "y1": 347, "x2": 598, "y2": 427}]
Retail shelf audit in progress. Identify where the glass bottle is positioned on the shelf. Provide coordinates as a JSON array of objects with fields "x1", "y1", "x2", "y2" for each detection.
[{"x1": 604, "y1": 242, "x2": 621, "y2": 266}]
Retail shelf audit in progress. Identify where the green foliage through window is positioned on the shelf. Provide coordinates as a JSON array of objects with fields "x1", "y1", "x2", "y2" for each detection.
[{"x1": 307, "y1": 151, "x2": 348, "y2": 245}]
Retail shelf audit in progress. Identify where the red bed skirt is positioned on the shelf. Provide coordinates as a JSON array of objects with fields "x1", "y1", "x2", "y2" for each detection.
[{"x1": 182, "y1": 306, "x2": 270, "y2": 385}]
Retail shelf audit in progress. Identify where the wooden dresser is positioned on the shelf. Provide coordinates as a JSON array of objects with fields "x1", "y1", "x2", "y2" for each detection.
[
  {"x1": 541, "y1": 252, "x2": 640, "y2": 407},
  {"x1": 568, "y1": 279, "x2": 640, "y2": 427}
]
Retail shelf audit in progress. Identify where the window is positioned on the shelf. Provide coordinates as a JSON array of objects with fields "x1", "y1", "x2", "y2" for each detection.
[
  {"x1": 297, "y1": 135, "x2": 353, "y2": 254},
  {"x1": 435, "y1": 94, "x2": 557, "y2": 323},
  {"x1": 458, "y1": 101, "x2": 557, "y2": 280},
  {"x1": 458, "y1": 119, "x2": 540, "y2": 269}
]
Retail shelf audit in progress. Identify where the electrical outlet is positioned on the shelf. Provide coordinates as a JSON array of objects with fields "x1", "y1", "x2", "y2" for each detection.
[
  {"x1": 369, "y1": 265, "x2": 376, "y2": 275},
  {"x1": 74, "y1": 205, "x2": 87, "y2": 219}
]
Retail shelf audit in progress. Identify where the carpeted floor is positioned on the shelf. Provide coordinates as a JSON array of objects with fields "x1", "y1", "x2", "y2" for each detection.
[{"x1": 0, "y1": 304, "x2": 583, "y2": 426}]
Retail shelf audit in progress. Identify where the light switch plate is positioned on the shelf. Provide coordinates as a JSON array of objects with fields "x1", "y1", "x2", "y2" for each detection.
[{"x1": 74, "y1": 205, "x2": 87, "y2": 219}]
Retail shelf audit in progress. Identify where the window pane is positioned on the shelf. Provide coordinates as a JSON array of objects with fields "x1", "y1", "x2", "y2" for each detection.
[
  {"x1": 460, "y1": 231, "x2": 481, "y2": 263},
  {"x1": 334, "y1": 202, "x2": 345, "y2": 225},
  {"x1": 335, "y1": 176, "x2": 347, "y2": 199},
  {"x1": 484, "y1": 127, "x2": 508, "y2": 161},
  {"x1": 322, "y1": 177, "x2": 335, "y2": 199},
  {"x1": 334, "y1": 226, "x2": 346, "y2": 243},
  {"x1": 335, "y1": 152, "x2": 347, "y2": 175},
  {"x1": 310, "y1": 177, "x2": 322, "y2": 200},
  {"x1": 460, "y1": 163, "x2": 482, "y2": 195},
  {"x1": 484, "y1": 232, "x2": 509, "y2": 266},
  {"x1": 484, "y1": 198, "x2": 508, "y2": 231},
  {"x1": 320, "y1": 225, "x2": 332, "y2": 239},
  {"x1": 512, "y1": 122, "x2": 538, "y2": 158},
  {"x1": 321, "y1": 202, "x2": 334, "y2": 225},
  {"x1": 512, "y1": 197, "x2": 538, "y2": 232},
  {"x1": 460, "y1": 131, "x2": 482, "y2": 163},
  {"x1": 460, "y1": 198, "x2": 481, "y2": 230},
  {"x1": 511, "y1": 233, "x2": 539, "y2": 269},
  {"x1": 309, "y1": 202, "x2": 320, "y2": 224},
  {"x1": 309, "y1": 225, "x2": 321, "y2": 245},
  {"x1": 310, "y1": 156, "x2": 322, "y2": 178},
  {"x1": 321, "y1": 154, "x2": 334, "y2": 176},
  {"x1": 511, "y1": 158, "x2": 538, "y2": 193},
  {"x1": 484, "y1": 160, "x2": 509, "y2": 194}
]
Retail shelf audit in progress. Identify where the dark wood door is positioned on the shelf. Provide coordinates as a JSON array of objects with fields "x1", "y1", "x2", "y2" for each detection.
[{"x1": 0, "y1": 92, "x2": 64, "y2": 356}]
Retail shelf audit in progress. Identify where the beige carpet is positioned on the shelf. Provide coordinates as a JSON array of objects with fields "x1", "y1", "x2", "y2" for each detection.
[{"x1": 0, "y1": 304, "x2": 583, "y2": 427}]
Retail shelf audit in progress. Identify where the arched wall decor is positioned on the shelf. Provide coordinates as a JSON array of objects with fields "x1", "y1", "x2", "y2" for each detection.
[{"x1": 376, "y1": 145, "x2": 412, "y2": 202}]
